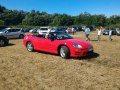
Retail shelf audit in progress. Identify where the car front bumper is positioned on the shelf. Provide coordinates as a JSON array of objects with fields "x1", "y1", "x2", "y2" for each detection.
[{"x1": 71, "y1": 47, "x2": 93, "y2": 57}]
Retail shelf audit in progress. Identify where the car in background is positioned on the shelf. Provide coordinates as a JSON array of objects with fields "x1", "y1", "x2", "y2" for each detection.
[
  {"x1": 0, "y1": 35, "x2": 9, "y2": 47},
  {"x1": 37, "y1": 27, "x2": 48, "y2": 34},
  {"x1": 29, "y1": 28, "x2": 38, "y2": 33},
  {"x1": 21, "y1": 28, "x2": 32, "y2": 33},
  {"x1": 52, "y1": 27, "x2": 67, "y2": 33},
  {"x1": 37, "y1": 27, "x2": 55, "y2": 35},
  {"x1": 103, "y1": 28, "x2": 116, "y2": 35},
  {"x1": 102, "y1": 29, "x2": 109, "y2": 35},
  {"x1": 82, "y1": 26, "x2": 95, "y2": 31},
  {"x1": 74, "y1": 26, "x2": 82, "y2": 32},
  {"x1": 88, "y1": 26, "x2": 95, "y2": 31},
  {"x1": 116, "y1": 28, "x2": 120, "y2": 36},
  {"x1": 0, "y1": 28, "x2": 25, "y2": 39},
  {"x1": 24, "y1": 32, "x2": 93, "y2": 59}
]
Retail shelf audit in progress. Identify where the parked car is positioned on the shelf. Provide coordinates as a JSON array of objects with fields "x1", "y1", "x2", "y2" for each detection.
[
  {"x1": 87, "y1": 26, "x2": 95, "y2": 31},
  {"x1": 116, "y1": 29, "x2": 120, "y2": 36},
  {"x1": 21, "y1": 28, "x2": 32, "y2": 33},
  {"x1": 103, "y1": 28, "x2": 116, "y2": 35},
  {"x1": 37, "y1": 27, "x2": 55, "y2": 35},
  {"x1": 29, "y1": 28, "x2": 38, "y2": 33},
  {"x1": 82, "y1": 26, "x2": 95, "y2": 31},
  {"x1": 23, "y1": 32, "x2": 93, "y2": 59},
  {"x1": 37, "y1": 27, "x2": 48, "y2": 34},
  {"x1": 74, "y1": 26, "x2": 82, "y2": 32},
  {"x1": 0, "y1": 28, "x2": 25, "y2": 39},
  {"x1": 52, "y1": 27, "x2": 67, "y2": 33},
  {"x1": 0, "y1": 35, "x2": 9, "y2": 46},
  {"x1": 102, "y1": 29, "x2": 109, "y2": 35}
]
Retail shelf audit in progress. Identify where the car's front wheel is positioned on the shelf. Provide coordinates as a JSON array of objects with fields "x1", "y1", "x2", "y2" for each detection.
[
  {"x1": 26, "y1": 42, "x2": 34, "y2": 52},
  {"x1": 0, "y1": 40, "x2": 5, "y2": 47},
  {"x1": 60, "y1": 46, "x2": 70, "y2": 59}
]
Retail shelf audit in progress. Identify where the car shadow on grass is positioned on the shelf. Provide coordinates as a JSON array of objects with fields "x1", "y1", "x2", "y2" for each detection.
[
  {"x1": 90, "y1": 39, "x2": 107, "y2": 42},
  {"x1": 74, "y1": 52, "x2": 100, "y2": 61},
  {"x1": 35, "y1": 50, "x2": 59, "y2": 56},
  {"x1": 35, "y1": 50, "x2": 99, "y2": 61},
  {"x1": 6, "y1": 43, "x2": 16, "y2": 47}
]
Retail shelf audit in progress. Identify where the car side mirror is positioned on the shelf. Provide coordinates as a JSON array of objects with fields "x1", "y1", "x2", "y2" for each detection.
[
  {"x1": 50, "y1": 37, "x2": 54, "y2": 41},
  {"x1": 5, "y1": 31, "x2": 8, "y2": 33},
  {"x1": 48, "y1": 35, "x2": 54, "y2": 41}
]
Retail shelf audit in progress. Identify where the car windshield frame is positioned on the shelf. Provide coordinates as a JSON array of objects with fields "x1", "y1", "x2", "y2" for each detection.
[
  {"x1": 40, "y1": 28, "x2": 48, "y2": 30},
  {"x1": 50, "y1": 32, "x2": 73, "y2": 40}
]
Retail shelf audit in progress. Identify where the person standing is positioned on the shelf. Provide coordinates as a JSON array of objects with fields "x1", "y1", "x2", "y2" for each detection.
[
  {"x1": 109, "y1": 28, "x2": 113, "y2": 41},
  {"x1": 85, "y1": 26, "x2": 90, "y2": 41},
  {"x1": 72, "y1": 27, "x2": 75, "y2": 35},
  {"x1": 97, "y1": 26, "x2": 103, "y2": 41},
  {"x1": 45, "y1": 27, "x2": 51, "y2": 38}
]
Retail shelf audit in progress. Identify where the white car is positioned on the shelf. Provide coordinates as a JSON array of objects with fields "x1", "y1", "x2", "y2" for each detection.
[
  {"x1": 37, "y1": 27, "x2": 55, "y2": 35},
  {"x1": 0, "y1": 28, "x2": 25, "y2": 39}
]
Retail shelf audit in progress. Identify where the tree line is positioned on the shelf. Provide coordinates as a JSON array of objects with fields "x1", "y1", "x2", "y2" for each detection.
[{"x1": 0, "y1": 5, "x2": 120, "y2": 28}]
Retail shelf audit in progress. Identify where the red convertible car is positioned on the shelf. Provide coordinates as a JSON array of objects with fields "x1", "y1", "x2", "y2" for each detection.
[{"x1": 23, "y1": 32, "x2": 93, "y2": 59}]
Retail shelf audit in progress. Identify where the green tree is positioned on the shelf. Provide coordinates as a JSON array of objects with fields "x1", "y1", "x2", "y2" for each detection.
[
  {"x1": 52, "y1": 14, "x2": 74, "y2": 26},
  {"x1": 0, "y1": 9, "x2": 26, "y2": 25},
  {"x1": 0, "y1": 20, "x2": 4, "y2": 25}
]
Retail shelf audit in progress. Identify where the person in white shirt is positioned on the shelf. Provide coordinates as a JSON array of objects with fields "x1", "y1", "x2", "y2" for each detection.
[
  {"x1": 97, "y1": 26, "x2": 103, "y2": 41},
  {"x1": 72, "y1": 27, "x2": 75, "y2": 35},
  {"x1": 45, "y1": 27, "x2": 51, "y2": 38},
  {"x1": 109, "y1": 28, "x2": 112, "y2": 41}
]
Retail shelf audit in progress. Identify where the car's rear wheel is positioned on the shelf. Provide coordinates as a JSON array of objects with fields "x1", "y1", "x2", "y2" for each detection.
[
  {"x1": 19, "y1": 34, "x2": 24, "y2": 39},
  {"x1": 0, "y1": 40, "x2": 5, "y2": 46},
  {"x1": 60, "y1": 46, "x2": 70, "y2": 59},
  {"x1": 4, "y1": 40, "x2": 9, "y2": 46},
  {"x1": 26, "y1": 42, "x2": 34, "y2": 52}
]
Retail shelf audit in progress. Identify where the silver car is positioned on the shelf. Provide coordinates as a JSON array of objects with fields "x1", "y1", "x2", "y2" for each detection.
[{"x1": 0, "y1": 28, "x2": 25, "y2": 39}]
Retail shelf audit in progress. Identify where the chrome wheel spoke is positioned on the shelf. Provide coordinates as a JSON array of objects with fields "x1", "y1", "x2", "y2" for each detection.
[
  {"x1": 60, "y1": 48, "x2": 65, "y2": 57},
  {"x1": 27, "y1": 43, "x2": 33, "y2": 51}
]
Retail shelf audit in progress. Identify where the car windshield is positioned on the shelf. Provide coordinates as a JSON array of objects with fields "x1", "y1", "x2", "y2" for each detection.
[
  {"x1": 40, "y1": 28, "x2": 48, "y2": 30},
  {"x1": 104, "y1": 30, "x2": 109, "y2": 32},
  {"x1": 51, "y1": 32, "x2": 73, "y2": 40}
]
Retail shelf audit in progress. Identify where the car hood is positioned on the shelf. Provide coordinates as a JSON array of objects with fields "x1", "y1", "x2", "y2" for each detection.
[
  {"x1": 0, "y1": 32, "x2": 4, "y2": 34},
  {"x1": 62, "y1": 39, "x2": 93, "y2": 48},
  {"x1": 0, "y1": 31, "x2": 4, "y2": 33}
]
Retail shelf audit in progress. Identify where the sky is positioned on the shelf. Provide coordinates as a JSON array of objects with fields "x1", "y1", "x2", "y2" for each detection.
[{"x1": 0, "y1": 0, "x2": 120, "y2": 17}]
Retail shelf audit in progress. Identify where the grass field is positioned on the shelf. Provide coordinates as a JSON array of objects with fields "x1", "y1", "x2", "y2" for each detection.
[{"x1": 0, "y1": 31, "x2": 120, "y2": 90}]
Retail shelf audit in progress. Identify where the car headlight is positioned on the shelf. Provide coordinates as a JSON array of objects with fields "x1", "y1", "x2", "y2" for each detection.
[{"x1": 73, "y1": 43, "x2": 82, "y2": 48}]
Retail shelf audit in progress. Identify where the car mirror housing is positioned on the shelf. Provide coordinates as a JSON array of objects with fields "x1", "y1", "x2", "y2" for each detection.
[
  {"x1": 49, "y1": 37, "x2": 54, "y2": 41},
  {"x1": 5, "y1": 31, "x2": 8, "y2": 33}
]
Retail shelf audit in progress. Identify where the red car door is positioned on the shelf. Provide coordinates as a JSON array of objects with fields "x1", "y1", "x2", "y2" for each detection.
[
  {"x1": 40, "y1": 38, "x2": 58, "y2": 54},
  {"x1": 31, "y1": 37, "x2": 44, "y2": 51},
  {"x1": 31, "y1": 36, "x2": 58, "y2": 54}
]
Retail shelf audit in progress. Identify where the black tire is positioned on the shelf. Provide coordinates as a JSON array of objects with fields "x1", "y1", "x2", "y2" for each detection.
[
  {"x1": 4, "y1": 39, "x2": 9, "y2": 46},
  {"x1": 59, "y1": 46, "x2": 70, "y2": 59},
  {"x1": 0, "y1": 40, "x2": 5, "y2": 47},
  {"x1": 117, "y1": 34, "x2": 120, "y2": 36},
  {"x1": 26, "y1": 42, "x2": 34, "y2": 52},
  {"x1": 19, "y1": 34, "x2": 24, "y2": 39}
]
